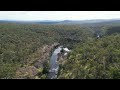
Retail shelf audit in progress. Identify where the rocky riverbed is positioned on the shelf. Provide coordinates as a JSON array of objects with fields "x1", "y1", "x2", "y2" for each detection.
[{"x1": 15, "y1": 43, "x2": 60, "y2": 79}]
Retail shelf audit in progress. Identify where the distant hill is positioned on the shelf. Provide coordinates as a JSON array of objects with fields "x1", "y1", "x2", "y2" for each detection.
[
  {"x1": 1, "y1": 19, "x2": 120, "y2": 25},
  {"x1": 58, "y1": 19, "x2": 120, "y2": 25}
]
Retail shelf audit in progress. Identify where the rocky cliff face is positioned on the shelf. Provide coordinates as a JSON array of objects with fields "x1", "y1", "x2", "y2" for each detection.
[{"x1": 15, "y1": 43, "x2": 59, "y2": 79}]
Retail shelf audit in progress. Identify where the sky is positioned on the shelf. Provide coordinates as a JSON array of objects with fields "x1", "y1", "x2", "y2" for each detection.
[{"x1": 0, "y1": 11, "x2": 120, "y2": 21}]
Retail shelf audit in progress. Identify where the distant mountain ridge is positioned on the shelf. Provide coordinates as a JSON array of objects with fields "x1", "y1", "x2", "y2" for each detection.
[{"x1": 1, "y1": 19, "x2": 120, "y2": 24}]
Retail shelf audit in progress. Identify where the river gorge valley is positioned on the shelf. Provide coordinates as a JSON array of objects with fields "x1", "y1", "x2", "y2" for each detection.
[{"x1": 0, "y1": 19, "x2": 120, "y2": 79}]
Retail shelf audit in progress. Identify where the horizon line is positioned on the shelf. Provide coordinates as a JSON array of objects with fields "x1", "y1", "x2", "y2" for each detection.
[{"x1": 1, "y1": 18, "x2": 120, "y2": 21}]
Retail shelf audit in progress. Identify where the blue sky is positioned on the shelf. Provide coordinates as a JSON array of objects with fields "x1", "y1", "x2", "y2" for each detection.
[{"x1": 0, "y1": 11, "x2": 120, "y2": 21}]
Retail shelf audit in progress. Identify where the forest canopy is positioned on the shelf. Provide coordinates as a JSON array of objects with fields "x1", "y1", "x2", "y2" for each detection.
[{"x1": 0, "y1": 22, "x2": 120, "y2": 79}]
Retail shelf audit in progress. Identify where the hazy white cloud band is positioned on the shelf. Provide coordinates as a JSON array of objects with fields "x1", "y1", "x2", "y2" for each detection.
[{"x1": 0, "y1": 11, "x2": 120, "y2": 21}]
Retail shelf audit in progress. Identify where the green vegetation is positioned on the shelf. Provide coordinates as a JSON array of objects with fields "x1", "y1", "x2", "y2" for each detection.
[
  {"x1": 0, "y1": 22, "x2": 120, "y2": 79},
  {"x1": 0, "y1": 23, "x2": 93, "y2": 79},
  {"x1": 58, "y1": 28, "x2": 120, "y2": 79}
]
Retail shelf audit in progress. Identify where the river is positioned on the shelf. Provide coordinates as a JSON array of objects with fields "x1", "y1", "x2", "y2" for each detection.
[{"x1": 47, "y1": 46, "x2": 62, "y2": 79}]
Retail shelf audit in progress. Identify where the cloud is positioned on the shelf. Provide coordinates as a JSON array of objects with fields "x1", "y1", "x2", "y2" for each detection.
[{"x1": 0, "y1": 11, "x2": 120, "y2": 20}]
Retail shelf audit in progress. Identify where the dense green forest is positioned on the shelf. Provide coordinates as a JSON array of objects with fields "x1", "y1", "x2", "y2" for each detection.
[
  {"x1": 0, "y1": 22, "x2": 120, "y2": 79},
  {"x1": 58, "y1": 34, "x2": 120, "y2": 79}
]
